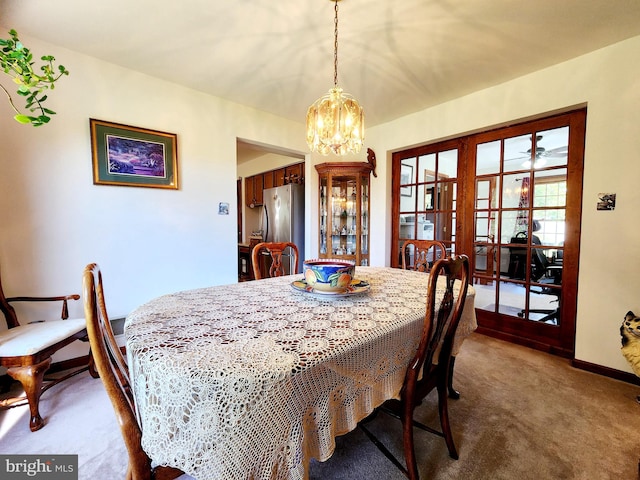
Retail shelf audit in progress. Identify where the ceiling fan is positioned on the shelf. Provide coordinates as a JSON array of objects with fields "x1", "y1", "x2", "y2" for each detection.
[{"x1": 507, "y1": 134, "x2": 568, "y2": 167}]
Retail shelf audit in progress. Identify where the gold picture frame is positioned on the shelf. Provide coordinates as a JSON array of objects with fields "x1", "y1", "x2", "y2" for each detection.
[{"x1": 90, "y1": 119, "x2": 178, "y2": 189}]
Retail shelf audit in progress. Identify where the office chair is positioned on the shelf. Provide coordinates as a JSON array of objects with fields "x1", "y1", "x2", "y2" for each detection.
[{"x1": 521, "y1": 248, "x2": 562, "y2": 323}]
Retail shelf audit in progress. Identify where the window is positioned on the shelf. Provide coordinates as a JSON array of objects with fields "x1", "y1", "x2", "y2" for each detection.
[{"x1": 533, "y1": 177, "x2": 566, "y2": 246}]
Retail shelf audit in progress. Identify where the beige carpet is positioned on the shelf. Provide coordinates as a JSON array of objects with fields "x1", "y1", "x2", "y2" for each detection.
[{"x1": 1, "y1": 333, "x2": 639, "y2": 479}]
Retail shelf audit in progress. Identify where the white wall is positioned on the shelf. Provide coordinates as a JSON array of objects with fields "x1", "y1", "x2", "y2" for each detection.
[
  {"x1": 0, "y1": 31, "x2": 308, "y2": 360},
  {"x1": 365, "y1": 35, "x2": 640, "y2": 373}
]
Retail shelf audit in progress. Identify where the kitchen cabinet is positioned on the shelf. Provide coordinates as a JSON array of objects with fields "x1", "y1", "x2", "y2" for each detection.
[
  {"x1": 263, "y1": 171, "x2": 274, "y2": 190},
  {"x1": 238, "y1": 244, "x2": 253, "y2": 281},
  {"x1": 245, "y1": 162, "x2": 304, "y2": 207},
  {"x1": 316, "y1": 162, "x2": 373, "y2": 266},
  {"x1": 285, "y1": 163, "x2": 303, "y2": 184},
  {"x1": 274, "y1": 168, "x2": 286, "y2": 187},
  {"x1": 245, "y1": 174, "x2": 264, "y2": 207},
  {"x1": 244, "y1": 176, "x2": 254, "y2": 207}
]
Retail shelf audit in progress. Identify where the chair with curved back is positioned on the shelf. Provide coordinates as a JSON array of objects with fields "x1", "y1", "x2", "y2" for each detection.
[
  {"x1": 83, "y1": 263, "x2": 187, "y2": 480},
  {"x1": 0, "y1": 267, "x2": 91, "y2": 432},
  {"x1": 251, "y1": 241, "x2": 299, "y2": 280},
  {"x1": 402, "y1": 239, "x2": 464, "y2": 399},
  {"x1": 401, "y1": 239, "x2": 447, "y2": 273},
  {"x1": 359, "y1": 255, "x2": 470, "y2": 480}
]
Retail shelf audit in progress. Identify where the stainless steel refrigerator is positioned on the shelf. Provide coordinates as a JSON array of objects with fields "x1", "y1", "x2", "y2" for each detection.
[{"x1": 261, "y1": 183, "x2": 305, "y2": 275}]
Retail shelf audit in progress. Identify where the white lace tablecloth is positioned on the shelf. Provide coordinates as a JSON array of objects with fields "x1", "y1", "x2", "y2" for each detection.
[{"x1": 125, "y1": 266, "x2": 476, "y2": 480}]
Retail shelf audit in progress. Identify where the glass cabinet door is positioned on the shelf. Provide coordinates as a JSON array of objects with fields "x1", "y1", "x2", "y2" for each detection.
[
  {"x1": 330, "y1": 180, "x2": 342, "y2": 255},
  {"x1": 319, "y1": 176, "x2": 328, "y2": 255},
  {"x1": 360, "y1": 174, "x2": 369, "y2": 265}
]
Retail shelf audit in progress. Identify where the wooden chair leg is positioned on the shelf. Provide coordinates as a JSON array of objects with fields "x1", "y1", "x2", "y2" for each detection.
[
  {"x1": 87, "y1": 348, "x2": 99, "y2": 379},
  {"x1": 402, "y1": 428, "x2": 419, "y2": 480},
  {"x1": 437, "y1": 382, "x2": 458, "y2": 460},
  {"x1": 447, "y1": 356, "x2": 461, "y2": 399},
  {"x1": 402, "y1": 400, "x2": 420, "y2": 480},
  {"x1": 7, "y1": 358, "x2": 51, "y2": 432}
]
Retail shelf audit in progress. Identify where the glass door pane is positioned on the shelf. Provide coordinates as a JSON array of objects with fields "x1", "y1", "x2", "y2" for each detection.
[
  {"x1": 319, "y1": 176, "x2": 328, "y2": 255},
  {"x1": 360, "y1": 174, "x2": 369, "y2": 264}
]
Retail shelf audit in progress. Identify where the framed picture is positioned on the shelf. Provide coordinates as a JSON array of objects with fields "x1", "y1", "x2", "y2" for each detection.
[
  {"x1": 90, "y1": 119, "x2": 178, "y2": 189},
  {"x1": 400, "y1": 163, "x2": 413, "y2": 197},
  {"x1": 597, "y1": 192, "x2": 616, "y2": 211}
]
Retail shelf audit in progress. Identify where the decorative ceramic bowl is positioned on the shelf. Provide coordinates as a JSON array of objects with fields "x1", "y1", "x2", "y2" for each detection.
[{"x1": 303, "y1": 259, "x2": 356, "y2": 293}]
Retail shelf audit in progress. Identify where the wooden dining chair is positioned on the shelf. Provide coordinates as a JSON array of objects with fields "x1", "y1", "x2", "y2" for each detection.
[
  {"x1": 251, "y1": 241, "x2": 299, "y2": 279},
  {"x1": 0, "y1": 267, "x2": 91, "y2": 432},
  {"x1": 401, "y1": 239, "x2": 448, "y2": 273},
  {"x1": 402, "y1": 238, "x2": 460, "y2": 400},
  {"x1": 82, "y1": 263, "x2": 187, "y2": 480},
  {"x1": 359, "y1": 254, "x2": 470, "y2": 480}
]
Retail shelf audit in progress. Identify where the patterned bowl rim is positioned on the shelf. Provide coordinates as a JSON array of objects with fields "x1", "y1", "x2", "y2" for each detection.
[{"x1": 303, "y1": 259, "x2": 356, "y2": 267}]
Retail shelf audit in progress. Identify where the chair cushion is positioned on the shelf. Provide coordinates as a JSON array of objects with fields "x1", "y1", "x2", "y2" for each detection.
[{"x1": 0, "y1": 318, "x2": 86, "y2": 356}]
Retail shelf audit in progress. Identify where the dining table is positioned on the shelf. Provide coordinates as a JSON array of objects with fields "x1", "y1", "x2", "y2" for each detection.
[{"x1": 125, "y1": 266, "x2": 477, "y2": 480}]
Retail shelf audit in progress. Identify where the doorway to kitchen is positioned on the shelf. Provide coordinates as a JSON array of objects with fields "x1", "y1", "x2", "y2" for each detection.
[{"x1": 236, "y1": 139, "x2": 306, "y2": 281}]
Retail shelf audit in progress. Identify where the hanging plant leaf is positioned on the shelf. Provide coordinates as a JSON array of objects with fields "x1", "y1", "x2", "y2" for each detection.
[
  {"x1": 14, "y1": 114, "x2": 31, "y2": 124},
  {"x1": 0, "y1": 29, "x2": 69, "y2": 127}
]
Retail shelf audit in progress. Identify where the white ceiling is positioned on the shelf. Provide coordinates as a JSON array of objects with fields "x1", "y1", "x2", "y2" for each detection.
[{"x1": 1, "y1": 0, "x2": 640, "y2": 128}]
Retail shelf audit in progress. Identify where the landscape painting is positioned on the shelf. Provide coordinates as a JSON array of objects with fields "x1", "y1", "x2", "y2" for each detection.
[
  {"x1": 107, "y1": 136, "x2": 166, "y2": 178},
  {"x1": 90, "y1": 119, "x2": 178, "y2": 189}
]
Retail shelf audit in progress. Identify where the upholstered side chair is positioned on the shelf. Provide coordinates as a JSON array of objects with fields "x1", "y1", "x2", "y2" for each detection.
[{"x1": 0, "y1": 267, "x2": 92, "y2": 431}]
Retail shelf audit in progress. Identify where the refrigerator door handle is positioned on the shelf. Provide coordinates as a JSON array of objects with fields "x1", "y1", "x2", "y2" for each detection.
[{"x1": 263, "y1": 204, "x2": 269, "y2": 242}]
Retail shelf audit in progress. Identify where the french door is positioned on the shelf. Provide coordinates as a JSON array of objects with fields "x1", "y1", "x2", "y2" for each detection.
[
  {"x1": 391, "y1": 138, "x2": 463, "y2": 267},
  {"x1": 391, "y1": 109, "x2": 586, "y2": 356}
]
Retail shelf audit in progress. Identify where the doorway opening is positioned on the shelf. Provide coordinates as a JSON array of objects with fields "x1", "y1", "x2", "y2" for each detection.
[
  {"x1": 236, "y1": 139, "x2": 305, "y2": 245},
  {"x1": 236, "y1": 139, "x2": 306, "y2": 281}
]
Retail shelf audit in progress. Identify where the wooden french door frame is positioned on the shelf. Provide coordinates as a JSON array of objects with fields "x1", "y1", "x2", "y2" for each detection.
[
  {"x1": 391, "y1": 108, "x2": 586, "y2": 357},
  {"x1": 390, "y1": 138, "x2": 472, "y2": 267},
  {"x1": 465, "y1": 110, "x2": 585, "y2": 357}
]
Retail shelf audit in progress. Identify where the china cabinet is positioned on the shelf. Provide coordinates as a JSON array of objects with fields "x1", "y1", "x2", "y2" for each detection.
[{"x1": 315, "y1": 162, "x2": 373, "y2": 266}]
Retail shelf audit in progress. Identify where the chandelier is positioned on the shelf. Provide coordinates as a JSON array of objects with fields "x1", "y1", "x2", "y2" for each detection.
[{"x1": 306, "y1": 0, "x2": 364, "y2": 156}]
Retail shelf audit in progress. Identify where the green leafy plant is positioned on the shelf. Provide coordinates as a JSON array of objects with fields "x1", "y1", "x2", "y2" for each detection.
[{"x1": 0, "y1": 29, "x2": 69, "y2": 126}]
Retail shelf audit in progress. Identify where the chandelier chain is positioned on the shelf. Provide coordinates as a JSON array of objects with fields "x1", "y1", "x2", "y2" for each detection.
[{"x1": 333, "y1": 0, "x2": 339, "y2": 87}]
